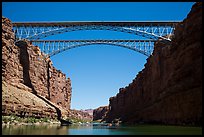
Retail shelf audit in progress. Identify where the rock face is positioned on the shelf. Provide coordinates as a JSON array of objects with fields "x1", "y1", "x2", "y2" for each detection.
[
  {"x1": 2, "y1": 81, "x2": 58, "y2": 119},
  {"x1": 69, "y1": 109, "x2": 93, "y2": 122},
  {"x1": 93, "y1": 106, "x2": 109, "y2": 121},
  {"x1": 80, "y1": 109, "x2": 94, "y2": 116},
  {"x1": 48, "y1": 64, "x2": 72, "y2": 110},
  {"x1": 2, "y1": 16, "x2": 72, "y2": 118},
  {"x1": 104, "y1": 2, "x2": 202, "y2": 126}
]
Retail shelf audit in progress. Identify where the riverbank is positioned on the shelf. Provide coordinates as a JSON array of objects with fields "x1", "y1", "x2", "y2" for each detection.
[
  {"x1": 2, "y1": 115, "x2": 60, "y2": 126},
  {"x1": 2, "y1": 115, "x2": 93, "y2": 126}
]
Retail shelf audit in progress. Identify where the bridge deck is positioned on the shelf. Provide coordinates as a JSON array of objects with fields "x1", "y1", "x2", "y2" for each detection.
[
  {"x1": 13, "y1": 21, "x2": 180, "y2": 26},
  {"x1": 31, "y1": 39, "x2": 157, "y2": 42}
]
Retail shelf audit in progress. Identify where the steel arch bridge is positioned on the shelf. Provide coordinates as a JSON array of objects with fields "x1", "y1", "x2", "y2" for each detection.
[
  {"x1": 13, "y1": 21, "x2": 179, "y2": 42},
  {"x1": 31, "y1": 39, "x2": 156, "y2": 57},
  {"x1": 13, "y1": 21, "x2": 180, "y2": 57}
]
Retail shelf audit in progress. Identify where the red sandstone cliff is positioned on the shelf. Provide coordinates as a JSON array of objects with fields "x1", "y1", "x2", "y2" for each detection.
[
  {"x1": 2, "y1": 16, "x2": 72, "y2": 119},
  {"x1": 69, "y1": 109, "x2": 93, "y2": 122},
  {"x1": 104, "y1": 2, "x2": 202, "y2": 126},
  {"x1": 93, "y1": 106, "x2": 109, "y2": 121}
]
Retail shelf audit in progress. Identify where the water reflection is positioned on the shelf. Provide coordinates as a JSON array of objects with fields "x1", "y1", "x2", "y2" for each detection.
[
  {"x1": 2, "y1": 124, "x2": 69, "y2": 135},
  {"x1": 2, "y1": 123, "x2": 202, "y2": 135}
]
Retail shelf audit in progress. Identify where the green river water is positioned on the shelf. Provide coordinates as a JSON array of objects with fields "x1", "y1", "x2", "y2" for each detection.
[{"x1": 2, "y1": 123, "x2": 202, "y2": 135}]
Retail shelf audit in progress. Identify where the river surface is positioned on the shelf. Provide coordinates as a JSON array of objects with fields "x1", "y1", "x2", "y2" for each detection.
[{"x1": 2, "y1": 123, "x2": 202, "y2": 135}]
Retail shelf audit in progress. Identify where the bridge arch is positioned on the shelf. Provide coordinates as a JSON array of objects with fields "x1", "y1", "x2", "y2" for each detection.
[
  {"x1": 49, "y1": 42, "x2": 149, "y2": 57},
  {"x1": 31, "y1": 40, "x2": 155, "y2": 57}
]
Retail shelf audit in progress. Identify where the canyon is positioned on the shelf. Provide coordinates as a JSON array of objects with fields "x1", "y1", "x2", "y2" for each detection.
[
  {"x1": 2, "y1": 16, "x2": 92, "y2": 122},
  {"x1": 94, "y1": 2, "x2": 202, "y2": 126},
  {"x1": 2, "y1": 2, "x2": 202, "y2": 126}
]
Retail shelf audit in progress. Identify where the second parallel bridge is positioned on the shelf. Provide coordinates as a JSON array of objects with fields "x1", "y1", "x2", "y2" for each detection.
[{"x1": 30, "y1": 39, "x2": 157, "y2": 57}]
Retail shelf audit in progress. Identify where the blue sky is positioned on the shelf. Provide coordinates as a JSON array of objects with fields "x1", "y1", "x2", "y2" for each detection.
[{"x1": 2, "y1": 2, "x2": 194, "y2": 110}]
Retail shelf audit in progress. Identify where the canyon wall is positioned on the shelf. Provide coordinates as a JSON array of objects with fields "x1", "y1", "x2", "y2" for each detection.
[
  {"x1": 104, "y1": 2, "x2": 202, "y2": 126},
  {"x1": 2, "y1": 16, "x2": 72, "y2": 118},
  {"x1": 93, "y1": 106, "x2": 109, "y2": 121},
  {"x1": 69, "y1": 109, "x2": 93, "y2": 122}
]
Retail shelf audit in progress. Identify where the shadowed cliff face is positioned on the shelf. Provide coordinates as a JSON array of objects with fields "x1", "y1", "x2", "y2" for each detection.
[
  {"x1": 104, "y1": 2, "x2": 202, "y2": 126},
  {"x1": 18, "y1": 41, "x2": 37, "y2": 94},
  {"x1": 93, "y1": 106, "x2": 109, "y2": 121}
]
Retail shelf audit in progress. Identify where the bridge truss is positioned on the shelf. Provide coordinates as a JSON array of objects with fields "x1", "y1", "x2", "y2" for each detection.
[
  {"x1": 13, "y1": 21, "x2": 179, "y2": 57},
  {"x1": 13, "y1": 21, "x2": 179, "y2": 42},
  {"x1": 31, "y1": 40, "x2": 156, "y2": 57}
]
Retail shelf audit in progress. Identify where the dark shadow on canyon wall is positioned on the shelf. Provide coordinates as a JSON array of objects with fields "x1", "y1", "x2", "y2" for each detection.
[
  {"x1": 18, "y1": 41, "x2": 37, "y2": 94},
  {"x1": 17, "y1": 41, "x2": 67, "y2": 123},
  {"x1": 47, "y1": 59, "x2": 51, "y2": 100}
]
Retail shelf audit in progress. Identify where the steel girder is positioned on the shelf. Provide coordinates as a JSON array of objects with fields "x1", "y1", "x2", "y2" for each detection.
[
  {"x1": 31, "y1": 40, "x2": 156, "y2": 57},
  {"x1": 12, "y1": 22, "x2": 179, "y2": 42}
]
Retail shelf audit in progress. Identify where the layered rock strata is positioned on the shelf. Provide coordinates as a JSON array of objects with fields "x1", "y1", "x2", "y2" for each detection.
[
  {"x1": 2, "y1": 16, "x2": 72, "y2": 119},
  {"x1": 104, "y1": 2, "x2": 202, "y2": 126}
]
